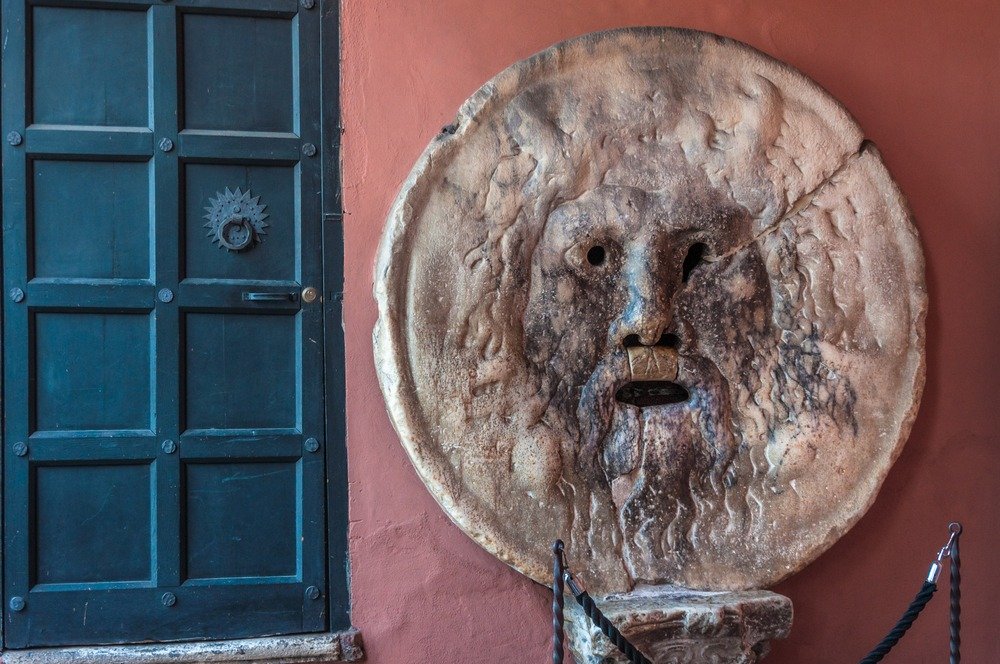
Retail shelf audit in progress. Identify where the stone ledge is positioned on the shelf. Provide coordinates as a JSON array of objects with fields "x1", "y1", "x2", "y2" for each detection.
[
  {"x1": 1, "y1": 629, "x2": 364, "y2": 664},
  {"x1": 567, "y1": 586, "x2": 791, "y2": 664}
]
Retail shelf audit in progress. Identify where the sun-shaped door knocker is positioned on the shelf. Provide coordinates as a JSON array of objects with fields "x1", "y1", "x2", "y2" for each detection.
[{"x1": 203, "y1": 187, "x2": 269, "y2": 252}]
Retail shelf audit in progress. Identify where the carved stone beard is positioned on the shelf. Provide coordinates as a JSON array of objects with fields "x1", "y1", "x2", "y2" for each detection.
[{"x1": 528, "y1": 335, "x2": 745, "y2": 582}]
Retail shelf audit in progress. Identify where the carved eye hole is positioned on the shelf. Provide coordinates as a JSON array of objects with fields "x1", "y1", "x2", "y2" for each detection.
[
  {"x1": 586, "y1": 245, "x2": 606, "y2": 266},
  {"x1": 566, "y1": 240, "x2": 613, "y2": 273},
  {"x1": 682, "y1": 242, "x2": 707, "y2": 282}
]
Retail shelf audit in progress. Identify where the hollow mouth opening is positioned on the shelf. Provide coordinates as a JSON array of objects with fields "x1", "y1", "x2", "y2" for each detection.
[
  {"x1": 615, "y1": 380, "x2": 690, "y2": 407},
  {"x1": 623, "y1": 332, "x2": 679, "y2": 348}
]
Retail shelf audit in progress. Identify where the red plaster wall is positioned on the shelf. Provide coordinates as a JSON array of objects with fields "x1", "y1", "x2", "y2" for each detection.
[{"x1": 340, "y1": 2, "x2": 1000, "y2": 662}]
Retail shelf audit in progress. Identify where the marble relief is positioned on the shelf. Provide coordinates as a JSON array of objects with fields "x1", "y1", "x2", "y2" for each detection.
[{"x1": 374, "y1": 27, "x2": 926, "y2": 597}]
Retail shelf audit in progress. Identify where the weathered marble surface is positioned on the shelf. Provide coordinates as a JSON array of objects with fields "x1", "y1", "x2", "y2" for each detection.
[
  {"x1": 0, "y1": 630, "x2": 365, "y2": 664},
  {"x1": 566, "y1": 586, "x2": 792, "y2": 664},
  {"x1": 374, "y1": 27, "x2": 926, "y2": 595}
]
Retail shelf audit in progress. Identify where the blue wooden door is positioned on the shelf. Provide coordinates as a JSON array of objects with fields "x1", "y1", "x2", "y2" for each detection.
[{"x1": 2, "y1": 0, "x2": 328, "y2": 647}]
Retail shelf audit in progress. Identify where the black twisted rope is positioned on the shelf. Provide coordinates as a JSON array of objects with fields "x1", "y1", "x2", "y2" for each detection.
[
  {"x1": 574, "y1": 591, "x2": 652, "y2": 664},
  {"x1": 858, "y1": 580, "x2": 937, "y2": 664},
  {"x1": 950, "y1": 531, "x2": 961, "y2": 664},
  {"x1": 552, "y1": 541, "x2": 565, "y2": 664}
]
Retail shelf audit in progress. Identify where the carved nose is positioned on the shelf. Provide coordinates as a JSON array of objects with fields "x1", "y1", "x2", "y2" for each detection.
[
  {"x1": 613, "y1": 297, "x2": 671, "y2": 346},
  {"x1": 610, "y1": 270, "x2": 675, "y2": 346}
]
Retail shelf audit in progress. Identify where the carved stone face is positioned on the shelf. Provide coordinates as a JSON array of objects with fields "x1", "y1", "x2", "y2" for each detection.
[
  {"x1": 521, "y1": 183, "x2": 757, "y2": 574},
  {"x1": 524, "y1": 184, "x2": 754, "y2": 394},
  {"x1": 375, "y1": 28, "x2": 926, "y2": 594}
]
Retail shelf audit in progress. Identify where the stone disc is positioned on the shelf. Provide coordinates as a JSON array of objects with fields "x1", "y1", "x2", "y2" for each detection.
[{"x1": 374, "y1": 27, "x2": 926, "y2": 593}]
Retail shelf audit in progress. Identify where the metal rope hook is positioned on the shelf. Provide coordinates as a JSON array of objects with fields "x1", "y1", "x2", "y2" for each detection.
[{"x1": 927, "y1": 522, "x2": 962, "y2": 584}]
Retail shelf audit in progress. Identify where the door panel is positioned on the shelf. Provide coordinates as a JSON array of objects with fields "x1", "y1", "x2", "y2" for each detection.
[
  {"x1": 33, "y1": 311, "x2": 153, "y2": 432},
  {"x1": 32, "y1": 6, "x2": 149, "y2": 127},
  {"x1": 184, "y1": 312, "x2": 298, "y2": 430},
  {"x1": 184, "y1": 461, "x2": 299, "y2": 580},
  {"x1": 182, "y1": 13, "x2": 295, "y2": 133},
  {"x1": 183, "y1": 164, "x2": 297, "y2": 281},
  {"x1": 35, "y1": 464, "x2": 154, "y2": 585},
  {"x1": 3, "y1": 0, "x2": 326, "y2": 648},
  {"x1": 32, "y1": 160, "x2": 151, "y2": 280}
]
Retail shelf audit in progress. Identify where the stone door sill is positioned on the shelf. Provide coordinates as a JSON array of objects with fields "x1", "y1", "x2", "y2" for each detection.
[{"x1": 1, "y1": 629, "x2": 364, "y2": 663}]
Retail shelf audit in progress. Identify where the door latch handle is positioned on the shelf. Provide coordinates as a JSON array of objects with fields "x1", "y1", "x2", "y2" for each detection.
[{"x1": 242, "y1": 291, "x2": 297, "y2": 302}]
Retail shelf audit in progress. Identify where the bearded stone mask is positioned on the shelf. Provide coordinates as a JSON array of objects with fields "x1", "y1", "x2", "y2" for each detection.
[{"x1": 374, "y1": 28, "x2": 926, "y2": 596}]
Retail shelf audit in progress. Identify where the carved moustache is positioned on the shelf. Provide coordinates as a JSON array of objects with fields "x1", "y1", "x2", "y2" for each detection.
[
  {"x1": 616, "y1": 347, "x2": 688, "y2": 407},
  {"x1": 575, "y1": 346, "x2": 688, "y2": 481}
]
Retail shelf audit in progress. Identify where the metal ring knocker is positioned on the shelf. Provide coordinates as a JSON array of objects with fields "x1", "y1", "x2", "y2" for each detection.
[
  {"x1": 204, "y1": 188, "x2": 269, "y2": 252},
  {"x1": 216, "y1": 215, "x2": 255, "y2": 251}
]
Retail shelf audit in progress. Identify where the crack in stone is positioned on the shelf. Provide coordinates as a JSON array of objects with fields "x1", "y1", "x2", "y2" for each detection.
[
  {"x1": 707, "y1": 140, "x2": 872, "y2": 264},
  {"x1": 604, "y1": 142, "x2": 874, "y2": 588}
]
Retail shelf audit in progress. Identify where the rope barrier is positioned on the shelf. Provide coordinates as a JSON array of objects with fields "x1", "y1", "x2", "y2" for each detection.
[
  {"x1": 858, "y1": 581, "x2": 938, "y2": 663},
  {"x1": 552, "y1": 541, "x2": 650, "y2": 664},
  {"x1": 859, "y1": 522, "x2": 962, "y2": 663},
  {"x1": 552, "y1": 541, "x2": 565, "y2": 664},
  {"x1": 572, "y1": 590, "x2": 651, "y2": 664},
  {"x1": 552, "y1": 522, "x2": 962, "y2": 664}
]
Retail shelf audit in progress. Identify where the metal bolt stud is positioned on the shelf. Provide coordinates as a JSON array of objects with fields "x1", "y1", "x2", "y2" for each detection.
[
  {"x1": 301, "y1": 286, "x2": 319, "y2": 304},
  {"x1": 304, "y1": 437, "x2": 320, "y2": 453},
  {"x1": 161, "y1": 440, "x2": 176, "y2": 454},
  {"x1": 158, "y1": 288, "x2": 174, "y2": 303},
  {"x1": 300, "y1": 0, "x2": 315, "y2": 7},
  {"x1": 301, "y1": 143, "x2": 317, "y2": 157},
  {"x1": 161, "y1": 592, "x2": 177, "y2": 607},
  {"x1": 305, "y1": 585, "x2": 321, "y2": 601},
  {"x1": 7, "y1": 131, "x2": 23, "y2": 146},
  {"x1": 13, "y1": 442, "x2": 27, "y2": 457},
  {"x1": 158, "y1": 137, "x2": 174, "y2": 152},
  {"x1": 9, "y1": 597, "x2": 25, "y2": 612},
  {"x1": 9, "y1": 287, "x2": 25, "y2": 303}
]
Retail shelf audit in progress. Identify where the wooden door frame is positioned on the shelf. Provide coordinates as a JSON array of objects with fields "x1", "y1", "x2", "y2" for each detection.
[
  {"x1": 0, "y1": 0, "x2": 352, "y2": 644},
  {"x1": 319, "y1": 0, "x2": 351, "y2": 634}
]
